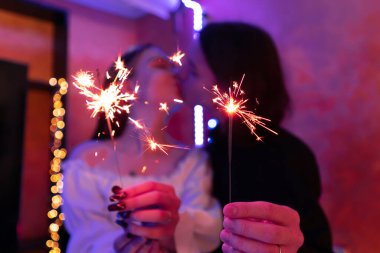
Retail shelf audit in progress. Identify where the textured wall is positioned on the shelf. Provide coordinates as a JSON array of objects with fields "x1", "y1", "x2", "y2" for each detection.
[{"x1": 200, "y1": 0, "x2": 380, "y2": 252}]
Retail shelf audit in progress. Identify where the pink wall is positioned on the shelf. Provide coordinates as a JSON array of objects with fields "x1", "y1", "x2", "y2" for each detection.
[
  {"x1": 200, "y1": 0, "x2": 380, "y2": 252},
  {"x1": 64, "y1": 4, "x2": 138, "y2": 150}
]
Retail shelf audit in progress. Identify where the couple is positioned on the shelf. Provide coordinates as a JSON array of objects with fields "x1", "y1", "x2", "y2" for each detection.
[{"x1": 62, "y1": 22, "x2": 333, "y2": 253}]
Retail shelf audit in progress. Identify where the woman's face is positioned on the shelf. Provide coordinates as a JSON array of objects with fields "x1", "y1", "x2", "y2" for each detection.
[
  {"x1": 181, "y1": 40, "x2": 217, "y2": 111},
  {"x1": 132, "y1": 47, "x2": 180, "y2": 104}
]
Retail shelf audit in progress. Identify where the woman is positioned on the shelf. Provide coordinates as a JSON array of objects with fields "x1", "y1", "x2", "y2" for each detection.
[
  {"x1": 181, "y1": 23, "x2": 333, "y2": 253},
  {"x1": 63, "y1": 44, "x2": 222, "y2": 253}
]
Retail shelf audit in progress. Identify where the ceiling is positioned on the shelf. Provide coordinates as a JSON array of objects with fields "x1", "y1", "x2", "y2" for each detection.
[{"x1": 66, "y1": 0, "x2": 181, "y2": 19}]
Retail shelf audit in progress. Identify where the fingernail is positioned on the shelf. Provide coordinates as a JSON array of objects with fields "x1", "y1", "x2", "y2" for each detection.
[
  {"x1": 117, "y1": 211, "x2": 131, "y2": 219},
  {"x1": 115, "y1": 219, "x2": 128, "y2": 228},
  {"x1": 109, "y1": 192, "x2": 127, "y2": 202},
  {"x1": 220, "y1": 229, "x2": 231, "y2": 243},
  {"x1": 223, "y1": 217, "x2": 231, "y2": 228},
  {"x1": 222, "y1": 243, "x2": 232, "y2": 252},
  {"x1": 111, "y1": 185, "x2": 122, "y2": 194},
  {"x1": 108, "y1": 203, "x2": 125, "y2": 211},
  {"x1": 126, "y1": 233, "x2": 134, "y2": 238}
]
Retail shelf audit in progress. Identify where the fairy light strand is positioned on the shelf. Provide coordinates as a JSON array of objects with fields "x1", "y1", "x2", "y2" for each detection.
[{"x1": 47, "y1": 77, "x2": 68, "y2": 253}]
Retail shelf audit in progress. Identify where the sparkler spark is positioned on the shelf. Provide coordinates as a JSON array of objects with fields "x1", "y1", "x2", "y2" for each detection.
[
  {"x1": 173, "y1": 98, "x2": 183, "y2": 103},
  {"x1": 142, "y1": 134, "x2": 188, "y2": 155},
  {"x1": 128, "y1": 117, "x2": 144, "y2": 129},
  {"x1": 207, "y1": 75, "x2": 277, "y2": 141},
  {"x1": 169, "y1": 50, "x2": 185, "y2": 66},
  {"x1": 73, "y1": 68, "x2": 138, "y2": 122},
  {"x1": 159, "y1": 102, "x2": 169, "y2": 114}
]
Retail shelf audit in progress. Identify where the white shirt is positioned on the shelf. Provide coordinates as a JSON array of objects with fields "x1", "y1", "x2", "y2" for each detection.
[{"x1": 62, "y1": 149, "x2": 222, "y2": 253}]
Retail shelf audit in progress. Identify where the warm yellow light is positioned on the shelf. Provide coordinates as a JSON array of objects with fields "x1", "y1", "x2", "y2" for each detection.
[
  {"x1": 51, "y1": 186, "x2": 58, "y2": 194},
  {"x1": 49, "y1": 78, "x2": 58, "y2": 86},
  {"x1": 57, "y1": 121, "x2": 65, "y2": 129},
  {"x1": 49, "y1": 76, "x2": 67, "y2": 253},
  {"x1": 51, "y1": 118, "x2": 59, "y2": 125},
  {"x1": 49, "y1": 247, "x2": 61, "y2": 253},
  {"x1": 59, "y1": 213, "x2": 65, "y2": 220},
  {"x1": 51, "y1": 165, "x2": 60, "y2": 173},
  {"x1": 55, "y1": 131, "x2": 63, "y2": 140},
  {"x1": 58, "y1": 78, "x2": 66, "y2": 85},
  {"x1": 46, "y1": 240, "x2": 54, "y2": 247},
  {"x1": 53, "y1": 94, "x2": 61, "y2": 102},
  {"x1": 54, "y1": 101, "x2": 63, "y2": 109},
  {"x1": 60, "y1": 81, "x2": 68, "y2": 89},
  {"x1": 52, "y1": 195, "x2": 62, "y2": 206},
  {"x1": 59, "y1": 149, "x2": 67, "y2": 159},
  {"x1": 48, "y1": 209, "x2": 58, "y2": 218},
  {"x1": 51, "y1": 232, "x2": 60, "y2": 241},
  {"x1": 49, "y1": 223, "x2": 59, "y2": 232},
  {"x1": 59, "y1": 88, "x2": 67, "y2": 95},
  {"x1": 53, "y1": 149, "x2": 60, "y2": 158}
]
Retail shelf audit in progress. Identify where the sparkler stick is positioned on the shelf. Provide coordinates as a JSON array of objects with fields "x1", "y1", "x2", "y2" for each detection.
[
  {"x1": 206, "y1": 74, "x2": 278, "y2": 202},
  {"x1": 228, "y1": 114, "x2": 233, "y2": 203}
]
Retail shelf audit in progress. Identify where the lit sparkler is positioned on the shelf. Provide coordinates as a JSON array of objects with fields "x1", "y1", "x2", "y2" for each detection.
[
  {"x1": 72, "y1": 57, "x2": 139, "y2": 186},
  {"x1": 206, "y1": 75, "x2": 277, "y2": 203},
  {"x1": 169, "y1": 49, "x2": 185, "y2": 66},
  {"x1": 208, "y1": 75, "x2": 277, "y2": 140},
  {"x1": 72, "y1": 69, "x2": 138, "y2": 122}
]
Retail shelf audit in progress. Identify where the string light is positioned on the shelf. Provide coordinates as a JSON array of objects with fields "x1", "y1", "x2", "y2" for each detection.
[
  {"x1": 47, "y1": 77, "x2": 67, "y2": 253},
  {"x1": 182, "y1": 0, "x2": 203, "y2": 37},
  {"x1": 194, "y1": 105, "x2": 204, "y2": 146}
]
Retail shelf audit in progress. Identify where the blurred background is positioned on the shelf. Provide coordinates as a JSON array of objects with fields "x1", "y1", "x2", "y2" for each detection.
[{"x1": 0, "y1": 0, "x2": 379, "y2": 252}]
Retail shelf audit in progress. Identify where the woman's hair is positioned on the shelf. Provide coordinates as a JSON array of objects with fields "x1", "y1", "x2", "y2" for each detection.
[
  {"x1": 199, "y1": 22, "x2": 290, "y2": 126},
  {"x1": 92, "y1": 44, "x2": 154, "y2": 140}
]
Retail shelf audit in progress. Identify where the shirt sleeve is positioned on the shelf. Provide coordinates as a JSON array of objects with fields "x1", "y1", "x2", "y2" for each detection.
[
  {"x1": 174, "y1": 150, "x2": 222, "y2": 253},
  {"x1": 62, "y1": 160, "x2": 122, "y2": 253}
]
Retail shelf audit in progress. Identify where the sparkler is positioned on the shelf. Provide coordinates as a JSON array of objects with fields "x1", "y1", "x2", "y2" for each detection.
[
  {"x1": 73, "y1": 54, "x2": 188, "y2": 178},
  {"x1": 169, "y1": 49, "x2": 185, "y2": 66},
  {"x1": 207, "y1": 75, "x2": 277, "y2": 202},
  {"x1": 72, "y1": 58, "x2": 139, "y2": 185}
]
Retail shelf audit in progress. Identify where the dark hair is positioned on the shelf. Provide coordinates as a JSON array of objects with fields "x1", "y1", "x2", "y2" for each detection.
[
  {"x1": 92, "y1": 44, "x2": 154, "y2": 140},
  {"x1": 199, "y1": 22, "x2": 290, "y2": 126}
]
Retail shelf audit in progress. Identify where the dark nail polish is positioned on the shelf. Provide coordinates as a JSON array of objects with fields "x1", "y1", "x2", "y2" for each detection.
[
  {"x1": 117, "y1": 211, "x2": 131, "y2": 219},
  {"x1": 109, "y1": 192, "x2": 127, "y2": 202},
  {"x1": 108, "y1": 203, "x2": 124, "y2": 211},
  {"x1": 109, "y1": 195, "x2": 118, "y2": 202},
  {"x1": 115, "y1": 219, "x2": 128, "y2": 228},
  {"x1": 127, "y1": 233, "x2": 134, "y2": 238},
  {"x1": 111, "y1": 185, "x2": 122, "y2": 194}
]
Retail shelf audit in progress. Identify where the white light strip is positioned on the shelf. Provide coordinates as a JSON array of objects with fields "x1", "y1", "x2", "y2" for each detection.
[
  {"x1": 194, "y1": 105, "x2": 204, "y2": 146},
  {"x1": 182, "y1": 0, "x2": 203, "y2": 32}
]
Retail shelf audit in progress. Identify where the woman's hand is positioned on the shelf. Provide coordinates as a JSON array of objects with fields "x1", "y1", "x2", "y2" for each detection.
[
  {"x1": 108, "y1": 182, "x2": 181, "y2": 251},
  {"x1": 220, "y1": 201, "x2": 304, "y2": 253},
  {"x1": 114, "y1": 235, "x2": 165, "y2": 253}
]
